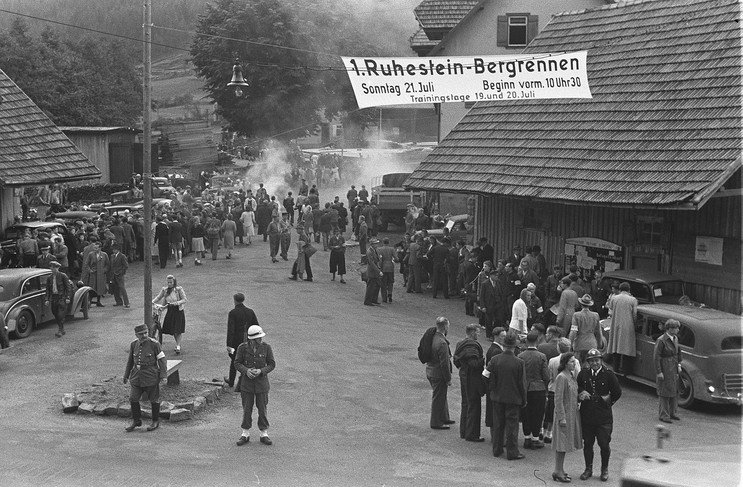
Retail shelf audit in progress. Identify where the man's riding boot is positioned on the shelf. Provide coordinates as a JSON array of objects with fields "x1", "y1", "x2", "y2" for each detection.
[
  {"x1": 147, "y1": 402, "x2": 160, "y2": 431},
  {"x1": 125, "y1": 402, "x2": 142, "y2": 432}
]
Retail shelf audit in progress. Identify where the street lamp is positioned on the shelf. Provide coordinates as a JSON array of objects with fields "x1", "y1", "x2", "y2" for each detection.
[{"x1": 227, "y1": 59, "x2": 249, "y2": 98}]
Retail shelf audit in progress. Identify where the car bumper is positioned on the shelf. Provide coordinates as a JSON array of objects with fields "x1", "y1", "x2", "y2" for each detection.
[{"x1": 708, "y1": 392, "x2": 743, "y2": 405}]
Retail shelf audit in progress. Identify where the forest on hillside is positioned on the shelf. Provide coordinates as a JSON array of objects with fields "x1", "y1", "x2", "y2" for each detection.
[{"x1": 0, "y1": 0, "x2": 418, "y2": 60}]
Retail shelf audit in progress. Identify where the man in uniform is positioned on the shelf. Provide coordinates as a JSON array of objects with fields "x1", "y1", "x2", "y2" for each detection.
[
  {"x1": 44, "y1": 260, "x2": 72, "y2": 338},
  {"x1": 225, "y1": 293, "x2": 259, "y2": 388},
  {"x1": 577, "y1": 348, "x2": 622, "y2": 481},
  {"x1": 123, "y1": 324, "x2": 167, "y2": 432},
  {"x1": 235, "y1": 325, "x2": 276, "y2": 446}
]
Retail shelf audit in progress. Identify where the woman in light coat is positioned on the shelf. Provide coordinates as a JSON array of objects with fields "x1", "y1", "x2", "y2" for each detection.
[
  {"x1": 240, "y1": 206, "x2": 256, "y2": 245},
  {"x1": 556, "y1": 277, "x2": 578, "y2": 337},
  {"x1": 552, "y1": 352, "x2": 582, "y2": 483}
]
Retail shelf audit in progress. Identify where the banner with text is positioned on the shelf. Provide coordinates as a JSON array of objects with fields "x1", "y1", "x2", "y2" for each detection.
[{"x1": 342, "y1": 52, "x2": 591, "y2": 108}]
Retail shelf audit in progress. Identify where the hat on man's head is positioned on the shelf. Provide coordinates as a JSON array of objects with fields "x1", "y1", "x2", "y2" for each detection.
[
  {"x1": 578, "y1": 294, "x2": 594, "y2": 307},
  {"x1": 369, "y1": 237, "x2": 380, "y2": 244},
  {"x1": 586, "y1": 348, "x2": 602, "y2": 360},
  {"x1": 134, "y1": 324, "x2": 148, "y2": 334},
  {"x1": 49, "y1": 260, "x2": 61, "y2": 268},
  {"x1": 248, "y1": 325, "x2": 265, "y2": 339},
  {"x1": 40, "y1": 244, "x2": 50, "y2": 250}
]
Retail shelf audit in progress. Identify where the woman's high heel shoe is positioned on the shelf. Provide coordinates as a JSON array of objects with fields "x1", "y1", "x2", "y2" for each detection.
[{"x1": 552, "y1": 472, "x2": 571, "y2": 483}]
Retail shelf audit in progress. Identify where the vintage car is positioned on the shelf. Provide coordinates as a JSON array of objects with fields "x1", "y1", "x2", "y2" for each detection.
[
  {"x1": 152, "y1": 177, "x2": 176, "y2": 197},
  {"x1": 597, "y1": 270, "x2": 688, "y2": 306},
  {"x1": 601, "y1": 303, "x2": 743, "y2": 408},
  {"x1": 52, "y1": 211, "x2": 99, "y2": 222},
  {"x1": 1, "y1": 221, "x2": 71, "y2": 268},
  {"x1": 0, "y1": 268, "x2": 92, "y2": 339}
]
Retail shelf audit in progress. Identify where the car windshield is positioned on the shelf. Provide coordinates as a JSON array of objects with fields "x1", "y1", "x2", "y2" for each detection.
[
  {"x1": 721, "y1": 336, "x2": 742, "y2": 350},
  {"x1": 651, "y1": 280, "x2": 685, "y2": 303}
]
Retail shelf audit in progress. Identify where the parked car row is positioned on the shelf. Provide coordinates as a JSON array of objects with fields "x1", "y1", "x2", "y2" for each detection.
[
  {"x1": 0, "y1": 268, "x2": 92, "y2": 344},
  {"x1": 601, "y1": 302, "x2": 742, "y2": 408}
]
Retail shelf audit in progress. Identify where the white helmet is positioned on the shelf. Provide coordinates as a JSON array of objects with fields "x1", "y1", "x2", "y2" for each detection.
[{"x1": 247, "y1": 325, "x2": 265, "y2": 340}]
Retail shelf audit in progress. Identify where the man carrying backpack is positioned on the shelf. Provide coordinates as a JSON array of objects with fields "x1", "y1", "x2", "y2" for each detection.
[
  {"x1": 424, "y1": 317, "x2": 455, "y2": 430},
  {"x1": 206, "y1": 216, "x2": 222, "y2": 261}
]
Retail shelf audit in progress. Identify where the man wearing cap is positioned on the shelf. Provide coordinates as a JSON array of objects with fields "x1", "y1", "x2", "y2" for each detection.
[
  {"x1": 577, "y1": 349, "x2": 621, "y2": 481},
  {"x1": 235, "y1": 325, "x2": 276, "y2": 446},
  {"x1": 109, "y1": 243, "x2": 130, "y2": 308},
  {"x1": 570, "y1": 294, "x2": 603, "y2": 364},
  {"x1": 427, "y1": 317, "x2": 454, "y2": 430},
  {"x1": 453, "y1": 323, "x2": 485, "y2": 442},
  {"x1": 483, "y1": 330, "x2": 527, "y2": 459},
  {"x1": 364, "y1": 237, "x2": 382, "y2": 305},
  {"x1": 123, "y1": 324, "x2": 167, "y2": 432},
  {"x1": 225, "y1": 293, "x2": 259, "y2": 388},
  {"x1": 517, "y1": 331, "x2": 549, "y2": 449},
  {"x1": 45, "y1": 260, "x2": 72, "y2": 337},
  {"x1": 36, "y1": 244, "x2": 55, "y2": 269}
]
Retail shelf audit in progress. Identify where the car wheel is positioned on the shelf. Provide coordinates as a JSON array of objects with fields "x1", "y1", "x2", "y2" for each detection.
[
  {"x1": 678, "y1": 369, "x2": 696, "y2": 409},
  {"x1": 14, "y1": 310, "x2": 34, "y2": 339}
]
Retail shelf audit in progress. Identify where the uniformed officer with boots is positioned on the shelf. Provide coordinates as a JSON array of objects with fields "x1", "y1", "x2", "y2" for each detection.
[
  {"x1": 123, "y1": 324, "x2": 167, "y2": 432},
  {"x1": 235, "y1": 325, "x2": 276, "y2": 446}
]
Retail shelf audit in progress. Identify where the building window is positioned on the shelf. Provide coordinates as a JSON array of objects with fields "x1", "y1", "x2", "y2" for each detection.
[
  {"x1": 497, "y1": 14, "x2": 538, "y2": 48},
  {"x1": 508, "y1": 16, "x2": 528, "y2": 46}
]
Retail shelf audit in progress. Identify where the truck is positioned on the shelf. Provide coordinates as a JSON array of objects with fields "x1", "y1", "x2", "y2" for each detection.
[{"x1": 370, "y1": 173, "x2": 421, "y2": 231}]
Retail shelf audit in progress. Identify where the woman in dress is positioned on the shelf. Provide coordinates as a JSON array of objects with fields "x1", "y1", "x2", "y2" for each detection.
[
  {"x1": 552, "y1": 352, "x2": 582, "y2": 482},
  {"x1": 190, "y1": 216, "x2": 205, "y2": 265},
  {"x1": 152, "y1": 275, "x2": 187, "y2": 354},
  {"x1": 240, "y1": 204, "x2": 256, "y2": 245},
  {"x1": 221, "y1": 213, "x2": 237, "y2": 259},
  {"x1": 653, "y1": 319, "x2": 682, "y2": 423}
]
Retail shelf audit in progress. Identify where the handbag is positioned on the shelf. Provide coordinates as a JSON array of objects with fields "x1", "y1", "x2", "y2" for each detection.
[{"x1": 304, "y1": 243, "x2": 317, "y2": 257}]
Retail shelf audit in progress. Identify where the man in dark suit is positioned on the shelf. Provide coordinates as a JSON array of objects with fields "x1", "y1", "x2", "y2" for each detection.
[
  {"x1": 454, "y1": 323, "x2": 485, "y2": 442},
  {"x1": 478, "y1": 269, "x2": 507, "y2": 339},
  {"x1": 477, "y1": 237, "x2": 494, "y2": 268},
  {"x1": 364, "y1": 238, "x2": 382, "y2": 305},
  {"x1": 427, "y1": 317, "x2": 454, "y2": 430},
  {"x1": 225, "y1": 293, "x2": 259, "y2": 387},
  {"x1": 108, "y1": 244, "x2": 129, "y2": 308},
  {"x1": 483, "y1": 330, "x2": 527, "y2": 459},
  {"x1": 484, "y1": 327, "x2": 507, "y2": 438},
  {"x1": 153, "y1": 216, "x2": 170, "y2": 269},
  {"x1": 235, "y1": 325, "x2": 276, "y2": 446},
  {"x1": 429, "y1": 237, "x2": 450, "y2": 299},
  {"x1": 577, "y1": 348, "x2": 622, "y2": 482}
]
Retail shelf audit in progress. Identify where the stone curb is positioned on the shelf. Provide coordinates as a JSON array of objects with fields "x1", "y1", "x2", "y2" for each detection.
[{"x1": 63, "y1": 381, "x2": 230, "y2": 422}]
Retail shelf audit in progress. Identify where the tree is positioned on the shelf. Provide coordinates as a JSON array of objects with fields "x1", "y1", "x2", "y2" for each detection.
[
  {"x1": 0, "y1": 19, "x2": 141, "y2": 126},
  {"x1": 190, "y1": 0, "x2": 380, "y2": 139}
]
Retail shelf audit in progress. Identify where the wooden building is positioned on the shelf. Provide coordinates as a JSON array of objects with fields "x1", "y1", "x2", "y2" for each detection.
[
  {"x1": 0, "y1": 69, "x2": 100, "y2": 229},
  {"x1": 61, "y1": 127, "x2": 144, "y2": 184},
  {"x1": 405, "y1": 0, "x2": 742, "y2": 313}
]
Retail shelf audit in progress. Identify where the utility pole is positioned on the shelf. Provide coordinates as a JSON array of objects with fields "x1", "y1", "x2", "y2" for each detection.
[{"x1": 142, "y1": 0, "x2": 153, "y2": 327}]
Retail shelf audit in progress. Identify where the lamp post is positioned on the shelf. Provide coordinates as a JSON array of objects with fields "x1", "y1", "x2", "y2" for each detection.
[
  {"x1": 142, "y1": 0, "x2": 153, "y2": 327},
  {"x1": 227, "y1": 59, "x2": 249, "y2": 98}
]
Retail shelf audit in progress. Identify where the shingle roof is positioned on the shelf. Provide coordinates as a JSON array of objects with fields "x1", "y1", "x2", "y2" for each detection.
[
  {"x1": 59, "y1": 126, "x2": 140, "y2": 134},
  {"x1": 413, "y1": 0, "x2": 481, "y2": 30},
  {"x1": 405, "y1": 0, "x2": 742, "y2": 209},
  {"x1": 0, "y1": 69, "x2": 101, "y2": 186},
  {"x1": 410, "y1": 28, "x2": 438, "y2": 49}
]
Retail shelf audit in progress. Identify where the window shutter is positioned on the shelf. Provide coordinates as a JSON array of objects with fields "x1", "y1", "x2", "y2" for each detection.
[
  {"x1": 497, "y1": 16, "x2": 508, "y2": 46},
  {"x1": 527, "y1": 15, "x2": 539, "y2": 45}
]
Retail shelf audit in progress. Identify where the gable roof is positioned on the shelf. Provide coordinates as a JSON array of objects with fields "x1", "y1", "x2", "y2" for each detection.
[
  {"x1": 414, "y1": 0, "x2": 481, "y2": 31},
  {"x1": 0, "y1": 69, "x2": 101, "y2": 186},
  {"x1": 405, "y1": 0, "x2": 742, "y2": 209}
]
